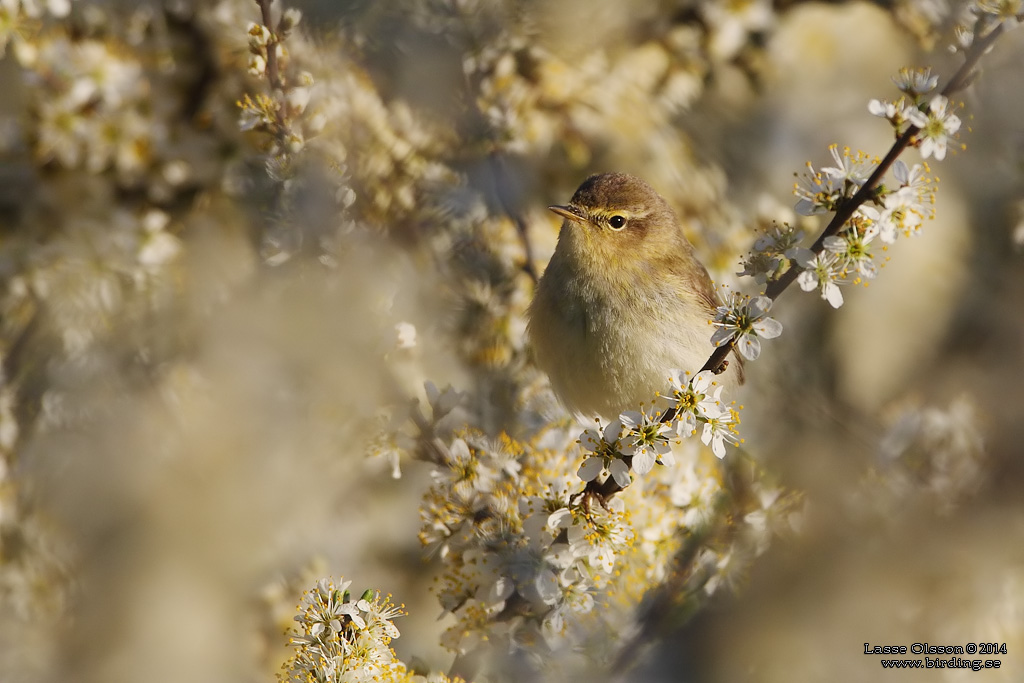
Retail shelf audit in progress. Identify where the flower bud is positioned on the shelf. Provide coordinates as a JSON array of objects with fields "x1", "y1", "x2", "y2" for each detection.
[
  {"x1": 286, "y1": 131, "x2": 305, "y2": 153},
  {"x1": 279, "y1": 8, "x2": 302, "y2": 34},
  {"x1": 286, "y1": 86, "x2": 310, "y2": 115},
  {"x1": 247, "y1": 54, "x2": 267, "y2": 77},
  {"x1": 247, "y1": 22, "x2": 271, "y2": 50}
]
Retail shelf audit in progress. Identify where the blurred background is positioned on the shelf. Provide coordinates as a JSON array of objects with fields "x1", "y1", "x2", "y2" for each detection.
[{"x1": 0, "y1": 0, "x2": 1022, "y2": 681}]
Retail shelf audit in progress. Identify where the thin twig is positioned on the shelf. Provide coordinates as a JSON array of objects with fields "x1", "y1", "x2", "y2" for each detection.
[
  {"x1": 697, "y1": 20, "x2": 1005, "y2": 382},
  {"x1": 256, "y1": 0, "x2": 283, "y2": 90}
]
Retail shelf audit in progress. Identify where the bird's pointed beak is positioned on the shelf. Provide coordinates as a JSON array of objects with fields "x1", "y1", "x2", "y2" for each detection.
[{"x1": 548, "y1": 204, "x2": 585, "y2": 224}]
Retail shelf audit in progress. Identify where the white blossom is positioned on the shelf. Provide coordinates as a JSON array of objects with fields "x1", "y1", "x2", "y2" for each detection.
[
  {"x1": 701, "y1": 409, "x2": 740, "y2": 459},
  {"x1": 711, "y1": 293, "x2": 783, "y2": 361},
  {"x1": 823, "y1": 221, "x2": 879, "y2": 281},
  {"x1": 618, "y1": 410, "x2": 673, "y2": 475},
  {"x1": 796, "y1": 250, "x2": 845, "y2": 308},
  {"x1": 907, "y1": 96, "x2": 961, "y2": 160},
  {"x1": 892, "y1": 67, "x2": 938, "y2": 96}
]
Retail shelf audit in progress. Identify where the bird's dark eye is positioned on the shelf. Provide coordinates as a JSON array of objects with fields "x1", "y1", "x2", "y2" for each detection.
[{"x1": 609, "y1": 215, "x2": 627, "y2": 230}]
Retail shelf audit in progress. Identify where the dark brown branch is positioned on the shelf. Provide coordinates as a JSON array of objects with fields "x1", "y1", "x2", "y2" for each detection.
[
  {"x1": 578, "y1": 19, "x2": 1007, "y2": 505},
  {"x1": 761, "y1": 20, "x2": 1004, "y2": 307},
  {"x1": 697, "y1": 21, "x2": 1006, "y2": 383}
]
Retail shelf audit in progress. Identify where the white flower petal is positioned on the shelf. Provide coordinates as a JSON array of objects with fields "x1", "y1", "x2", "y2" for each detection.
[
  {"x1": 449, "y1": 438, "x2": 471, "y2": 463},
  {"x1": 823, "y1": 281, "x2": 844, "y2": 308},
  {"x1": 907, "y1": 109, "x2": 928, "y2": 128},
  {"x1": 857, "y1": 205, "x2": 880, "y2": 223},
  {"x1": 547, "y1": 543, "x2": 574, "y2": 569},
  {"x1": 795, "y1": 198, "x2": 825, "y2": 216},
  {"x1": 700, "y1": 400, "x2": 728, "y2": 420},
  {"x1": 708, "y1": 434, "x2": 727, "y2": 459},
  {"x1": 580, "y1": 428, "x2": 602, "y2": 452},
  {"x1": 609, "y1": 460, "x2": 632, "y2": 488},
  {"x1": 878, "y1": 223, "x2": 898, "y2": 244},
  {"x1": 535, "y1": 569, "x2": 561, "y2": 605},
  {"x1": 675, "y1": 411, "x2": 697, "y2": 436},
  {"x1": 736, "y1": 334, "x2": 761, "y2": 360},
  {"x1": 700, "y1": 422, "x2": 714, "y2": 446},
  {"x1": 752, "y1": 317, "x2": 783, "y2": 339},
  {"x1": 710, "y1": 327, "x2": 735, "y2": 347},
  {"x1": 488, "y1": 575, "x2": 515, "y2": 604},
  {"x1": 548, "y1": 508, "x2": 572, "y2": 530},
  {"x1": 692, "y1": 371, "x2": 714, "y2": 393},
  {"x1": 603, "y1": 419, "x2": 624, "y2": 443},
  {"x1": 893, "y1": 160, "x2": 909, "y2": 184},
  {"x1": 577, "y1": 457, "x2": 604, "y2": 482},
  {"x1": 797, "y1": 269, "x2": 818, "y2": 292},
  {"x1": 823, "y1": 235, "x2": 846, "y2": 252},
  {"x1": 791, "y1": 247, "x2": 816, "y2": 268},
  {"x1": 631, "y1": 449, "x2": 657, "y2": 475},
  {"x1": 749, "y1": 295, "x2": 773, "y2": 318}
]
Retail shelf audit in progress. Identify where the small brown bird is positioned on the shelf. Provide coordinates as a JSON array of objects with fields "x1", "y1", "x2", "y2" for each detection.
[{"x1": 528, "y1": 172, "x2": 743, "y2": 418}]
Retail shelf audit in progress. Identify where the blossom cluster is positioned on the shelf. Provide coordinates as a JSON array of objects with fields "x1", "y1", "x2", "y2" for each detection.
[
  {"x1": 743, "y1": 136, "x2": 936, "y2": 309},
  {"x1": 282, "y1": 577, "x2": 461, "y2": 683},
  {"x1": 578, "y1": 370, "x2": 740, "y2": 477},
  {"x1": 735, "y1": 4, "x2": 1021, "y2": 320},
  {"x1": 868, "y1": 67, "x2": 962, "y2": 161},
  {"x1": 710, "y1": 293, "x2": 783, "y2": 361},
  {"x1": 404, "y1": 373, "x2": 794, "y2": 677},
  {"x1": 0, "y1": 0, "x2": 69, "y2": 56},
  {"x1": 952, "y1": 0, "x2": 1024, "y2": 53},
  {"x1": 417, "y1": 424, "x2": 634, "y2": 658},
  {"x1": 708, "y1": 72, "x2": 953, "y2": 383},
  {"x1": 240, "y1": 6, "x2": 313, "y2": 155}
]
